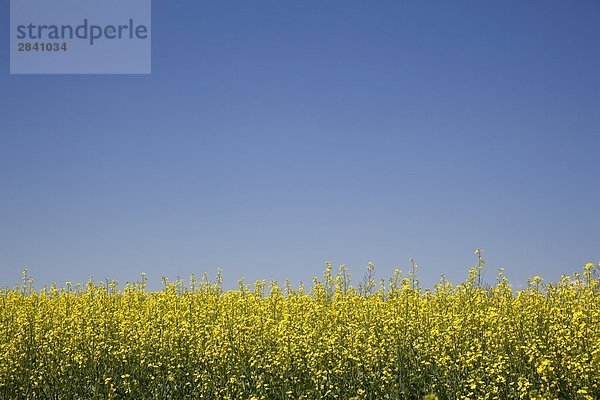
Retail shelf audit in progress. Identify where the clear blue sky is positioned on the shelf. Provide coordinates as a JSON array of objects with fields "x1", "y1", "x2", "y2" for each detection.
[{"x1": 1, "y1": 1, "x2": 599, "y2": 290}]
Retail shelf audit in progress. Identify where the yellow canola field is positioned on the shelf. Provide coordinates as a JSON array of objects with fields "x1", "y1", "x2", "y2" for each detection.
[{"x1": 1, "y1": 261, "x2": 599, "y2": 400}]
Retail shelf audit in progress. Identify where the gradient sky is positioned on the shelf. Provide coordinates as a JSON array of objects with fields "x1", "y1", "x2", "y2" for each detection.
[{"x1": 1, "y1": 1, "x2": 599, "y2": 290}]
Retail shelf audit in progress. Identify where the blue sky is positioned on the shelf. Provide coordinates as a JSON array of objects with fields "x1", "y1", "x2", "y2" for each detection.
[{"x1": 1, "y1": 0, "x2": 599, "y2": 290}]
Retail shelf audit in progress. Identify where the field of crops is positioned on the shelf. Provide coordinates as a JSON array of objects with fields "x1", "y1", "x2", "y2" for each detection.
[{"x1": 1, "y1": 256, "x2": 599, "y2": 400}]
